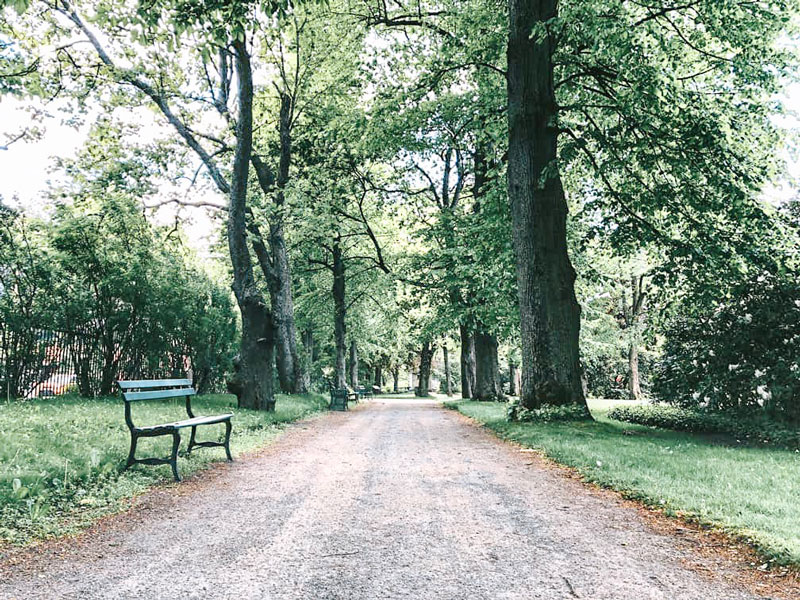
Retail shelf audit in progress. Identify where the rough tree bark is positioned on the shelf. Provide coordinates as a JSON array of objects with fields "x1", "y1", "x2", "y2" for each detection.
[
  {"x1": 225, "y1": 38, "x2": 275, "y2": 411},
  {"x1": 332, "y1": 239, "x2": 347, "y2": 389},
  {"x1": 349, "y1": 340, "x2": 359, "y2": 388},
  {"x1": 443, "y1": 345, "x2": 452, "y2": 396},
  {"x1": 301, "y1": 328, "x2": 313, "y2": 391},
  {"x1": 509, "y1": 361, "x2": 519, "y2": 396},
  {"x1": 507, "y1": 0, "x2": 588, "y2": 414},
  {"x1": 268, "y1": 92, "x2": 305, "y2": 394},
  {"x1": 474, "y1": 329, "x2": 503, "y2": 401},
  {"x1": 416, "y1": 342, "x2": 435, "y2": 397},
  {"x1": 459, "y1": 325, "x2": 476, "y2": 399}
]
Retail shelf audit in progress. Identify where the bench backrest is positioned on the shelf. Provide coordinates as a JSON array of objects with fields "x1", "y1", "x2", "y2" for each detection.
[
  {"x1": 118, "y1": 379, "x2": 196, "y2": 430},
  {"x1": 119, "y1": 379, "x2": 195, "y2": 402}
]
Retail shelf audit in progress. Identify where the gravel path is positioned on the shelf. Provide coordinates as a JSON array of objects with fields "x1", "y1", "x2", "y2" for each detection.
[{"x1": 0, "y1": 398, "x2": 783, "y2": 599}]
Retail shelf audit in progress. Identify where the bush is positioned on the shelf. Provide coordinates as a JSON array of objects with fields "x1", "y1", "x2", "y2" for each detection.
[
  {"x1": 608, "y1": 404, "x2": 800, "y2": 449},
  {"x1": 507, "y1": 401, "x2": 591, "y2": 422},
  {"x1": 653, "y1": 273, "x2": 800, "y2": 420}
]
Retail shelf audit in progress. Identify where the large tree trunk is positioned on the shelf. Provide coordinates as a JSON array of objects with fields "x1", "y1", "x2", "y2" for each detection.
[
  {"x1": 443, "y1": 345, "x2": 452, "y2": 396},
  {"x1": 416, "y1": 342, "x2": 435, "y2": 397},
  {"x1": 628, "y1": 343, "x2": 641, "y2": 400},
  {"x1": 270, "y1": 93, "x2": 305, "y2": 394},
  {"x1": 226, "y1": 39, "x2": 275, "y2": 411},
  {"x1": 507, "y1": 0, "x2": 588, "y2": 414},
  {"x1": 301, "y1": 328, "x2": 313, "y2": 391},
  {"x1": 392, "y1": 366, "x2": 399, "y2": 393},
  {"x1": 374, "y1": 365, "x2": 382, "y2": 391},
  {"x1": 332, "y1": 239, "x2": 347, "y2": 389},
  {"x1": 509, "y1": 361, "x2": 519, "y2": 396},
  {"x1": 459, "y1": 325, "x2": 476, "y2": 399},
  {"x1": 474, "y1": 329, "x2": 503, "y2": 401},
  {"x1": 271, "y1": 233, "x2": 302, "y2": 393},
  {"x1": 349, "y1": 340, "x2": 359, "y2": 388}
]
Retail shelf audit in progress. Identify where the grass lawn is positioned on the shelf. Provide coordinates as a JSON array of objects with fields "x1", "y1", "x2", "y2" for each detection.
[
  {"x1": 0, "y1": 392, "x2": 327, "y2": 546},
  {"x1": 446, "y1": 399, "x2": 800, "y2": 566}
]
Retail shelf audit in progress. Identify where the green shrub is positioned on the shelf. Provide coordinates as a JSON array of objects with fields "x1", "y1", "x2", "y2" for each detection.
[
  {"x1": 507, "y1": 401, "x2": 591, "y2": 422},
  {"x1": 608, "y1": 404, "x2": 800, "y2": 449},
  {"x1": 652, "y1": 273, "x2": 799, "y2": 420}
]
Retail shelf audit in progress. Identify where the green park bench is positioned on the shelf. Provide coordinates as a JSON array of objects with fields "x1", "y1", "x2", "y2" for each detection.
[
  {"x1": 328, "y1": 384, "x2": 358, "y2": 411},
  {"x1": 324, "y1": 377, "x2": 358, "y2": 411},
  {"x1": 356, "y1": 385, "x2": 374, "y2": 400},
  {"x1": 118, "y1": 379, "x2": 233, "y2": 481}
]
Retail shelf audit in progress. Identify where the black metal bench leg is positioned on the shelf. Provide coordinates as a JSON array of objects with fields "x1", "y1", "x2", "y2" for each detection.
[
  {"x1": 170, "y1": 431, "x2": 181, "y2": 482},
  {"x1": 224, "y1": 421, "x2": 233, "y2": 462},
  {"x1": 187, "y1": 426, "x2": 197, "y2": 454},
  {"x1": 125, "y1": 433, "x2": 138, "y2": 470}
]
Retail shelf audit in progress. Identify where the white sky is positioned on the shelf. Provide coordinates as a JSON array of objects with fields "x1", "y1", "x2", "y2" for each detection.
[{"x1": 0, "y1": 95, "x2": 223, "y2": 253}]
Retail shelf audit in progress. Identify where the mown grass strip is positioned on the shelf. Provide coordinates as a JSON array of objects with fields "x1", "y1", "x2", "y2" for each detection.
[
  {"x1": 446, "y1": 399, "x2": 800, "y2": 566},
  {"x1": 0, "y1": 393, "x2": 327, "y2": 546}
]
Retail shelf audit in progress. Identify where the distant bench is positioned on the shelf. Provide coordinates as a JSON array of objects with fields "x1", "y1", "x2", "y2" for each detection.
[
  {"x1": 356, "y1": 386, "x2": 374, "y2": 400},
  {"x1": 324, "y1": 377, "x2": 359, "y2": 411},
  {"x1": 118, "y1": 379, "x2": 233, "y2": 481}
]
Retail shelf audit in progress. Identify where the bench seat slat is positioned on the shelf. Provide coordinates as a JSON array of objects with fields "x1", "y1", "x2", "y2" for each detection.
[
  {"x1": 118, "y1": 379, "x2": 192, "y2": 390},
  {"x1": 123, "y1": 387, "x2": 196, "y2": 402},
  {"x1": 136, "y1": 413, "x2": 233, "y2": 433}
]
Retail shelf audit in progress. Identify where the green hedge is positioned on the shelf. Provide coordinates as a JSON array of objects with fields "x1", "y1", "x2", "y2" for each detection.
[
  {"x1": 608, "y1": 404, "x2": 800, "y2": 449},
  {"x1": 507, "y1": 402, "x2": 591, "y2": 423}
]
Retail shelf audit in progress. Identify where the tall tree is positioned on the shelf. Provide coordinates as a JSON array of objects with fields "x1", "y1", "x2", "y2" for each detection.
[
  {"x1": 507, "y1": 0, "x2": 587, "y2": 413},
  {"x1": 416, "y1": 340, "x2": 435, "y2": 397},
  {"x1": 249, "y1": 10, "x2": 363, "y2": 393},
  {"x1": 24, "y1": 0, "x2": 303, "y2": 408},
  {"x1": 224, "y1": 35, "x2": 275, "y2": 410}
]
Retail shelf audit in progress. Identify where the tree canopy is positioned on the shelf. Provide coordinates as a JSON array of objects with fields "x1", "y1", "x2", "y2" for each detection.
[{"x1": 1, "y1": 0, "x2": 798, "y2": 420}]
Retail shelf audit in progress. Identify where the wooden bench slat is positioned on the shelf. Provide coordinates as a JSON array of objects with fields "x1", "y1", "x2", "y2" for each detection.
[
  {"x1": 175, "y1": 414, "x2": 232, "y2": 427},
  {"x1": 136, "y1": 414, "x2": 232, "y2": 433},
  {"x1": 118, "y1": 379, "x2": 192, "y2": 390},
  {"x1": 123, "y1": 387, "x2": 196, "y2": 402}
]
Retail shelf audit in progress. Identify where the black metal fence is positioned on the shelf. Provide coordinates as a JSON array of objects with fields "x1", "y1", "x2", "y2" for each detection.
[{"x1": 0, "y1": 328, "x2": 190, "y2": 400}]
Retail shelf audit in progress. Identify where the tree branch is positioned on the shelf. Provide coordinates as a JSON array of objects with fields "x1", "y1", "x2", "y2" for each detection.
[{"x1": 57, "y1": 0, "x2": 231, "y2": 195}]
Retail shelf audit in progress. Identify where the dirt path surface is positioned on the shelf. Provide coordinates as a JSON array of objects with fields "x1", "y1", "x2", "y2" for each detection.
[{"x1": 0, "y1": 398, "x2": 786, "y2": 599}]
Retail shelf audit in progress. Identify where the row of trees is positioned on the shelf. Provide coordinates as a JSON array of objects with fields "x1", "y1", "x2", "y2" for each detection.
[{"x1": 2, "y1": 0, "x2": 798, "y2": 419}]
